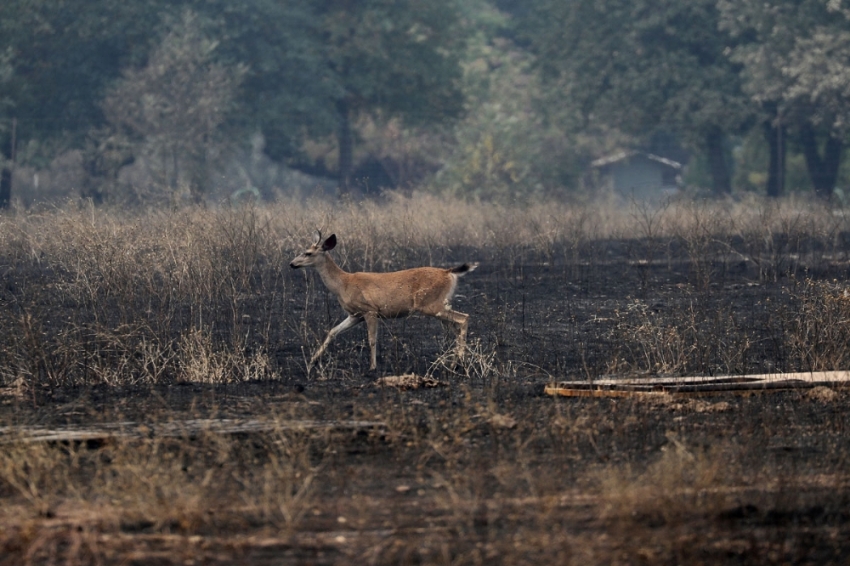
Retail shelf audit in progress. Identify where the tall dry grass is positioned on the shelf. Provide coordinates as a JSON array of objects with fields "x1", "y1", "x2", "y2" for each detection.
[
  {"x1": 0, "y1": 415, "x2": 326, "y2": 563},
  {"x1": 0, "y1": 192, "x2": 848, "y2": 388}
]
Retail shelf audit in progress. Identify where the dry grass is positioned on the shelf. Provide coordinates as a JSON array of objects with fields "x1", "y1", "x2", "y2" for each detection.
[
  {"x1": 1, "y1": 384, "x2": 849, "y2": 564},
  {"x1": 1, "y1": 192, "x2": 850, "y2": 563},
  {"x1": 1, "y1": 192, "x2": 848, "y2": 388},
  {"x1": 597, "y1": 432, "x2": 735, "y2": 525},
  {"x1": 0, "y1": 412, "x2": 327, "y2": 564},
  {"x1": 785, "y1": 279, "x2": 850, "y2": 371}
]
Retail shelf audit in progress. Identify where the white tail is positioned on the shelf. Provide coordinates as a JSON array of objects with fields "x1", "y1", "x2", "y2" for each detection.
[{"x1": 290, "y1": 231, "x2": 477, "y2": 371}]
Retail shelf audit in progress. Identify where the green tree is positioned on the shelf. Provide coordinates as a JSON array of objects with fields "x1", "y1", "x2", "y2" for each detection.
[
  {"x1": 0, "y1": 0, "x2": 170, "y2": 205},
  {"x1": 101, "y1": 11, "x2": 246, "y2": 203},
  {"x1": 0, "y1": 0, "x2": 167, "y2": 147},
  {"x1": 317, "y1": 0, "x2": 466, "y2": 194},
  {"x1": 0, "y1": 0, "x2": 329, "y2": 198},
  {"x1": 0, "y1": 0, "x2": 469, "y2": 203},
  {"x1": 187, "y1": 0, "x2": 334, "y2": 164},
  {"x1": 523, "y1": 0, "x2": 753, "y2": 195},
  {"x1": 433, "y1": 29, "x2": 590, "y2": 200},
  {"x1": 719, "y1": 0, "x2": 850, "y2": 199}
]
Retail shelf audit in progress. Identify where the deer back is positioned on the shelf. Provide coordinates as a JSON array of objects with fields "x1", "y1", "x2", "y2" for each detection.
[{"x1": 339, "y1": 267, "x2": 455, "y2": 318}]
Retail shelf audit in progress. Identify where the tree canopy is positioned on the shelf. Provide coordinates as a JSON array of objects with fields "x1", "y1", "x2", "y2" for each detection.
[
  {"x1": 719, "y1": 0, "x2": 850, "y2": 198},
  {"x1": 523, "y1": 0, "x2": 754, "y2": 195},
  {"x1": 1, "y1": 0, "x2": 849, "y2": 204},
  {"x1": 317, "y1": 0, "x2": 466, "y2": 193}
]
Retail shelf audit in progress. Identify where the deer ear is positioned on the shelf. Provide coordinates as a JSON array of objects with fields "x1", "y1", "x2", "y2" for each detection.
[
  {"x1": 312, "y1": 230, "x2": 322, "y2": 245},
  {"x1": 322, "y1": 234, "x2": 337, "y2": 251}
]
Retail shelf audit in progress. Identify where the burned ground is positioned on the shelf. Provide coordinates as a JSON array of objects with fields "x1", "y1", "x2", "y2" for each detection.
[{"x1": 2, "y1": 201, "x2": 850, "y2": 564}]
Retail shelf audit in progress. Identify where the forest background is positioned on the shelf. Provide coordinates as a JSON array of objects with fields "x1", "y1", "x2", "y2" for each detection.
[{"x1": 2, "y1": 0, "x2": 850, "y2": 207}]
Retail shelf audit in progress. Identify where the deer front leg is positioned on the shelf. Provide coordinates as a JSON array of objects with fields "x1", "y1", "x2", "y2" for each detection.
[{"x1": 310, "y1": 314, "x2": 363, "y2": 368}]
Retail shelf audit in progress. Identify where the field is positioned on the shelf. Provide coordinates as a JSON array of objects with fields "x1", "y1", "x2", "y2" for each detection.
[{"x1": 2, "y1": 193, "x2": 850, "y2": 564}]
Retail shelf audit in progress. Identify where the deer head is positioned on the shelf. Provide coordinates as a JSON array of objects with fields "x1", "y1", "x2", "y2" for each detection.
[{"x1": 289, "y1": 231, "x2": 337, "y2": 269}]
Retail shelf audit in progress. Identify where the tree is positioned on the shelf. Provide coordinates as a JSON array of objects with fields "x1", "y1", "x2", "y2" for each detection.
[
  {"x1": 719, "y1": 0, "x2": 850, "y2": 199},
  {"x1": 523, "y1": 0, "x2": 754, "y2": 195},
  {"x1": 101, "y1": 11, "x2": 246, "y2": 202},
  {"x1": 0, "y1": 0, "x2": 469, "y2": 203},
  {"x1": 0, "y1": 0, "x2": 335, "y2": 201},
  {"x1": 187, "y1": 0, "x2": 334, "y2": 164},
  {"x1": 0, "y1": 48, "x2": 14, "y2": 208},
  {"x1": 316, "y1": 0, "x2": 466, "y2": 194},
  {"x1": 0, "y1": 0, "x2": 168, "y2": 147},
  {"x1": 433, "y1": 28, "x2": 589, "y2": 200},
  {"x1": 0, "y1": 0, "x2": 172, "y2": 205}
]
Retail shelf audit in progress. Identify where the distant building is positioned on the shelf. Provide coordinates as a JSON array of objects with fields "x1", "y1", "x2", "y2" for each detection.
[{"x1": 591, "y1": 151, "x2": 682, "y2": 201}]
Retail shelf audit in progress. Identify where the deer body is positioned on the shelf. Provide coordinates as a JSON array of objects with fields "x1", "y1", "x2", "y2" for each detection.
[{"x1": 290, "y1": 232, "x2": 476, "y2": 371}]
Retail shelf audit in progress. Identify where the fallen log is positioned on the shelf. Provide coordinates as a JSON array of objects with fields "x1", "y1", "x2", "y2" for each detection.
[{"x1": 0, "y1": 418, "x2": 387, "y2": 444}]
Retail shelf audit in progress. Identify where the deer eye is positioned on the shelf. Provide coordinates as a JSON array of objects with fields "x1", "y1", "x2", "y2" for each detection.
[{"x1": 304, "y1": 252, "x2": 313, "y2": 256}]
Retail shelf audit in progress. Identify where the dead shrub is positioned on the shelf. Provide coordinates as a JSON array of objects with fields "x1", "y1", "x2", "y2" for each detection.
[
  {"x1": 806, "y1": 385, "x2": 839, "y2": 403},
  {"x1": 0, "y1": 412, "x2": 326, "y2": 562},
  {"x1": 609, "y1": 298, "x2": 751, "y2": 377},
  {"x1": 598, "y1": 433, "x2": 734, "y2": 525},
  {"x1": 99, "y1": 439, "x2": 218, "y2": 532},
  {"x1": 0, "y1": 441, "x2": 70, "y2": 514},
  {"x1": 785, "y1": 279, "x2": 850, "y2": 371},
  {"x1": 178, "y1": 328, "x2": 277, "y2": 383}
]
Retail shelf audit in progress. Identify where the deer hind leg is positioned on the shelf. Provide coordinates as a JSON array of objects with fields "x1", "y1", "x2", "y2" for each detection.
[
  {"x1": 310, "y1": 314, "x2": 364, "y2": 368},
  {"x1": 435, "y1": 309, "x2": 470, "y2": 362}
]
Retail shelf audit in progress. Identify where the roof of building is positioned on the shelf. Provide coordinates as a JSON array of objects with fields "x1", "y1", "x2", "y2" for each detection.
[{"x1": 591, "y1": 150, "x2": 682, "y2": 170}]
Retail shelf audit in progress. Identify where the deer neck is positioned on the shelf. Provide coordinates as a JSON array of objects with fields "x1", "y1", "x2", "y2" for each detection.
[{"x1": 315, "y1": 254, "x2": 348, "y2": 297}]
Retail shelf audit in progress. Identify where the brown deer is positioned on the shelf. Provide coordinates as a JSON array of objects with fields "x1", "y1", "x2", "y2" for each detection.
[{"x1": 290, "y1": 231, "x2": 477, "y2": 371}]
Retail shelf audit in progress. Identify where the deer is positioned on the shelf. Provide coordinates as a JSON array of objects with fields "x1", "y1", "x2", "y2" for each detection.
[{"x1": 290, "y1": 231, "x2": 477, "y2": 372}]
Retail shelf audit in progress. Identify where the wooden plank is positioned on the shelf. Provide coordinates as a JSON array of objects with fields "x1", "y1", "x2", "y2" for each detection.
[
  {"x1": 663, "y1": 380, "x2": 827, "y2": 393},
  {"x1": 546, "y1": 371, "x2": 850, "y2": 398},
  {"x1": 543, "y1": 387, "x2": 669, "y2": 399},
  {"x1": 544, "y1": 384, "x2": 813, "y2": 399},
  {"x1": 559, "y1": 371, "x2": 850, "y2": 388}
]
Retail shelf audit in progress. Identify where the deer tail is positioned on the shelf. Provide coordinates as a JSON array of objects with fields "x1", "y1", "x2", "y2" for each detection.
[{"x1": 450, "y1": 262, "x2": 479, "y2": 275}]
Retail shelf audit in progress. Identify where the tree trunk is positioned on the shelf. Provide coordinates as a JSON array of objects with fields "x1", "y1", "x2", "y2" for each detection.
[
  {"x1": 337, "y1": 98, "x2": 352, "y2": 196},
  {"x1": 189, "y1": 144, "x2": 207, "y2": 204},
  {"x1": 763, "y1": 119, "x2": 786, "y2": 198},
  {"x1": 0, "y1": 120, "x2": 14, "y2": 209},
  {"x1": 81, "y1": 152, "x2": 106, "y2": 205},
  {"x1": 799, "y1": 123, "x2": 842, "y2": 200},
  {"x1": 0, "y1": 167, "x2": 10, "y2": 209},
  {"x1": 705, "y1": 127, "x2": 731, "y2": 195}
]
